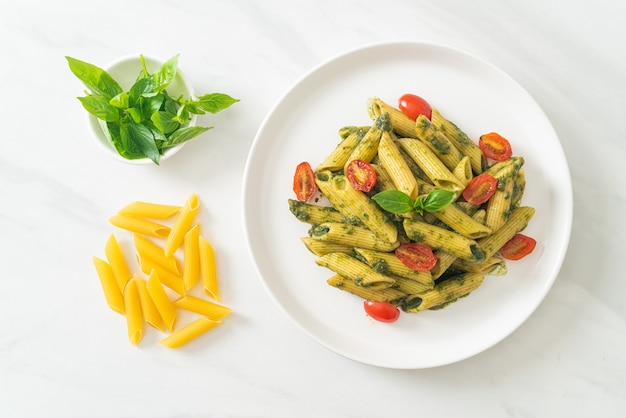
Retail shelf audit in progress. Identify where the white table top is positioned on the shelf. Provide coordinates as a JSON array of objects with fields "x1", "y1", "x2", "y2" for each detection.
[{"x1": 2, "y1": 0, "x2": 625, "y2": 416}]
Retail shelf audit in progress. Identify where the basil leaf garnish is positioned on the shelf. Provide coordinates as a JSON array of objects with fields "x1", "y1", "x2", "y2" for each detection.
[{"x1": 371, "y1": 190, "x2": 414, "y2": 214}]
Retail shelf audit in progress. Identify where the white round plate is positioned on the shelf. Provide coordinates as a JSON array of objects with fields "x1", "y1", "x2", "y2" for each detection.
[{"x1": 242, "y1": 41, "x2": 572, "y2": 369}]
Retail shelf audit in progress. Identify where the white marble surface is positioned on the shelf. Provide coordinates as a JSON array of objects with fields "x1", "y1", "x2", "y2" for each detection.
[{"x1": 1, "y1": 0, "x2": 625, "y2": 416}]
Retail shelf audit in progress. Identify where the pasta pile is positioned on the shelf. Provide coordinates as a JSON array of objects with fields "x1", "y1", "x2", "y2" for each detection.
[
  {"x1": 93, "y1": 194, "x2": 231, "y2": 347},
  {"x1": 289, "y1": 97, "x2": 535, "y2": 313}
]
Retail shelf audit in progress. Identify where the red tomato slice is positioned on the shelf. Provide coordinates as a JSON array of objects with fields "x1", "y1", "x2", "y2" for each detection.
[
  {"x1": 293, "y1": 162, "x2": 317, "y2": 201},
  {"x1": 479, "y1": 132, "x2": 513, "y2": 161},
  {"x1": 462, "y1": 173, "x2": 499, "y2": 205},
  {"x1": 363, "y1": 300, "x2": 400, "y2": 323},
  {"x1": 345, "y1": 159, "x2": 377, "y2": 192},
  {"x1": 500, "y1": 233, "x2": 537, "y2": 260},
  {"x1": 395, "y1": 243, "x2": 437, "y2": 271},
  {"x1": 398, "y1": 94, "x2": 432, "y2": 121}
]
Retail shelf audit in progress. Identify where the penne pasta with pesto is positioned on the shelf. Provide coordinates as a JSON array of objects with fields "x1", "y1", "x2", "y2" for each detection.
[{"x1": 289, "y1": 93, "x2": 537, "y2": 322}]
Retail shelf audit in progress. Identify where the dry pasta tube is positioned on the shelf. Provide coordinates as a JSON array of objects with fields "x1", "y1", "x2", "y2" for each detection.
[
  {"x1": 134, "y1": 233, "x2": 181, "y2": 275},
  {"x1": 104, "y1": 233, "x2": 132, "y2": 291},
  {"x1": 136, "y1": 255, "x2": 185, "y2": 296},
  {"x1": 135, "y1": 276, "x2": 164, "y2": 332},
  {"x1": 327, "y1": 274, "x2": 406, "y2": 303},
  {"x1": 174, "y1": 295, "x2": 232, "y2": 320},
  {"x1": 117, "y1": 201, "x2": 181, "y2": 219},
  {"x1": 199, "y1": 236, "x2": 219, "y2": 301},
  {"x1": 164, "y1": 193, "x2": 200, "y2": 257},
  {"x1": 146, "y1": 270, "x2": 177, "y2": 332},
  {"x1": 159, "y1": 317, "x2": 222, "y2": 348},
  {"x1": 123, "y1": 277, "x2": 144, "y2": 346},
  {"x1": 183, "y1": 224, "x2": 201, "y2": 291},
  {"x1": 109, "y1": 214, "x2": 170, "y2": 238},
  {"x1": 92, "y1": 256, "x2": 125, "y2": 315}
]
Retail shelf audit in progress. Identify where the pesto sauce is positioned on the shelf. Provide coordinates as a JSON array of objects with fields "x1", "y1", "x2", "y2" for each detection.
[
  {"x1": 308, "y1": 224, "x2": 329, "y2": 237},
  {"x1": 371, "y1": 259, "x2": 389, "y2": 274}
]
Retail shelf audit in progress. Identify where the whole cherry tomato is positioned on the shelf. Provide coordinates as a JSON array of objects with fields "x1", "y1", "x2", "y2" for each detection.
[
  {"x1": 395, "y1": 243, "x2": 437, "y2": 271},
  {"x1": 479, "y1": 132, "x2": 513, "y2": 161},
  {"x1": 346, "y1": 159, "x2": 377, "y2": 192},
  {"x1": 293, "y1": 162, "x2": 317, "y2": 201},
  {"x1": 398, "y1": 93, "x2": 432, "y2": 121},
  {"x1": 364, "y1": 300, "x2": 400, "y2": 323},
  {"x1": 462, "y1": 173, "x2": 499, "y2": 205},
  {"x1": 500, "y1": 233, "x2": 536, "y2": 260}
]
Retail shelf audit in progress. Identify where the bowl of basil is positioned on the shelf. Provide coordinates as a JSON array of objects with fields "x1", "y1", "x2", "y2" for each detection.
[{"x1": 67, "y1": 53, "x2": 238, "y2": 165}]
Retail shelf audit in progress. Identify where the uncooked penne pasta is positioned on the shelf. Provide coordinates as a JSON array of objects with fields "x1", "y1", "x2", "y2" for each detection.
[
  {"x1": 135, "y1": 276, "x2": 164, "y2": 331},
  {"x1": 164, "y1": 193, "x2": 200, "y2": 257},
  {"x1": 123, "y1": 277, "x2": 143, "y2": 346},
  {"x1": 183, "y1": 224, "x2": 201, "y2": 291},
  {"x1": 146, "y1": 270, "x2": 177, "y2": 332},
  {"x1": 199, "y1": 236, "x2": 219, "y2": 301},
  {"x1": 104, "y1": 233, "x2": 132, "y2": 291},
  {"x1": 109, "y1": 214, "x2": 170, "y2": 238},
  {"x1": 117, "y1": 201, "x2": 181, "y2": 219},
  {"x1": 92, "y1": 256, "x2": 125, "y2": 314},
  {"x1": 159, "y1": 317, "x2": 222, "y2": 348},
  {"x1": 133, "y1": 233, "x2": 181, "y2": 275},
  {"x1": 174, "y1": 295, "x2": 232, "y2": 320},
  {"x1": 136, "y1": 255, "x2": 185, "y2": 295}
]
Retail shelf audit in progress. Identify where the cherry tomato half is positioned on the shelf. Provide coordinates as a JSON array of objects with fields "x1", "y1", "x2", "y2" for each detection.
[
  {"x1": 500, "y1": 233, "x2": 537, "y2": 260},
  {"x1": 462, "y1": 173, "x2": 499, "y2": 205},
  {"x1": 479, "y1": 132, "x2": 513, "y2": 161},
  {"x1": 293, "y1": 161, "x2": 317, "y2": 201},
  {"x1": 364, "y1": 300, "x2": 400, "y2": 323},
  {"x1": 345, "y1": 159, "x2": 377, "y2": 192},
  {"x1": 398, "y1": 94, "x2": 432, "y2": 121},
  {"x1": 395, "y1": 243, "x2": 437, "y2": 271}
]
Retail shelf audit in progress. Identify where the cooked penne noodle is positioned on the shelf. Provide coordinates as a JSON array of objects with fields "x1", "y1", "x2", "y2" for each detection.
[
  {"x1": 117, "y1": 201, "x2": 181, "y2": 219},
  {"x1": 477, "y1": 206, "x2": 535, "y2": 261},
  {"x1": 104, "y1": 233, "x2": 132, "y2": 291},
  {"x1": 174, "y1": 295, "x2": 232, "y2": 320},
  {"x1": 316, "y1": 252, "x2": 396, "y2": 290},
  {"x1": 146, "y1": 270, "x2": 177, "y2": 332},
  {"x1": 133, "y1": 233, "x2": 181, "y2": 275},
  {"x1": 327, "y1": 274, "x2": 406, "y2": 303},
  {"x1": 109, "y1": 214, "x2": 170, "y2": 238},
  {"x1": 430, "y1": 108, "x2": 486, "y2": 174},
  {"x1": 136, "y1": 255, "x2": 185, "y2": 295},
  {"x1": 453, "y1": 256, "x2": 508, "y2": 276},
  {"x1": 354, "y1": 248, "x2": 433, "y2": 287},
  {"x1": 377, "y1": 131, "x2": 419, "y2": 199},
  {"x1": 403, "y1": 219, "x2": 485, "y2": 262},
  {"x1": 316, "y1": 128, "x2": 363, "y2": 172},
  {"x1": 308, "y1": 223, "x2": 399, "y2": 252},
  {"x1": 512, "y1": 168, "x2": 526, "y2": 208},
  {"x1": 430, "y1": 250, "x2": 458, "y2": 280},
  {"x1": 183, "y1": 224, "x2": 201, "y2": 291},
  {"x1": 344, "y1": 112, "x2": 391, "y2": 170},
  {"x1": 159, "y1": 317, "x2": 222, "y2": 348},
  {"x1": 301, "y1": 237, "x2": 354, "y2": 256},
  {"x1": 164, "y1": 193, "x2": 200, "y2": 257},
  {"x1": 134, "y1": 276, "x2": 164, "y2": 331},
  {"x1": 123, "y1": 277, "x2": 144, "y2": 346},
  {"x1": 485, "y1": 158, "x2": 523, "y2": 231},
  {"x1": 414, "y1": 114, "x2": 464, "y2": 171},
  {"x1": 367, "y1": 97, "x2": 417, "y2": 139},
  {"x1": 403, "y1": 272, "x2": 484, "y2": 312},
  {"x1": 288, "y1": 199, "x2": 347, "y2": 225},
  {"x1": 315, "y1": 172, "x2": 398, "y2": 244},
  {"x1": 452, "y1": 156, "x2": 473, "y2": 187},
  {"x1": 92, "y1": 256, "x2": 125, "y2": 314},
  {"x1": 398, "y1": 137, "x2": 464, "y2": 192},
  {"x1": 199, "y1": 236, "x2": 219, "y2": 301}
]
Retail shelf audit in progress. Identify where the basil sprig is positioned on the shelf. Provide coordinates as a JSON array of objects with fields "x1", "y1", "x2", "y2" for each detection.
[
  {"x1": 372, "y1": 189, "x2": 456, "y2": 215},
  {"x1": 66, "y1": 54, "x2": 238, "y2": 165}
]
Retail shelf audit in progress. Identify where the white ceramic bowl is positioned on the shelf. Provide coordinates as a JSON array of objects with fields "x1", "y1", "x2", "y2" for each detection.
[{"x1": 86, "y1": 53, "x2": 196, "y2": 164}]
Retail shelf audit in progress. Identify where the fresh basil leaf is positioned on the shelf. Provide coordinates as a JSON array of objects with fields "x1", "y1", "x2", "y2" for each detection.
[
  {"x1": 420, "y1": 189, "x2": 457, "y2": 213},
  {"x1": 66, "y1": 56, "x2": 123, "y2": 99},
  {"x1": 193, "y1": 93, "x2": 239, "y2": 114},
  {"x1": 151, "y1": 111, "x2": 180, "y2": 134},
  {"x1": 129, "y1": 76, "x2": 156, "y2": 106},
  {"x1": 185, "y1": 100, "x2": 205, "y2": 115},
  {"x1": 163, "y1": 126, "x2": 211, "y2": 147},
  {"x1": 140, "y1": 94, "x2": 164, "y2": 119},
  {"x1": 371, "y1": 190, "x2": 414, "y2": 214},
  {"x1": 113, "y1": 123, "x2": 146, "y2": 159},
  {"x1": 77, "y1": 95, "x2": 119, "y2": 122},
  {"x1": 163, "y1": 92, "x2": 179, "y2": 114},
  {"x1": 127, "y1": 107, "x2": 143, "y2": 123},
  {"x1": 152, "y1": 54, "x2": 179, "y2": 92},
  {"x1": 173, "y1": 104, "x2": 190, "y2": 125},
  {"x1": 109, "y1": 92, "x2": 129, "y2": 109},
  {"x1": 126, "y1": 120, "x2": 161, "y2": 164}
]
